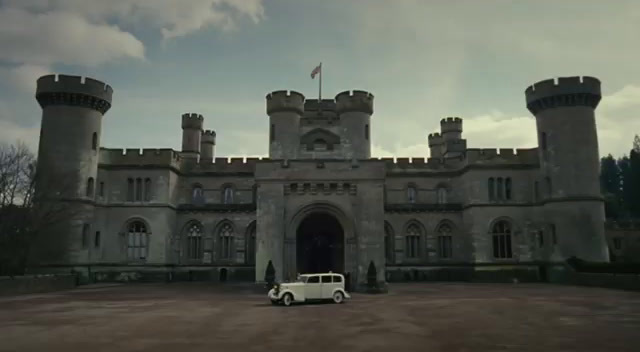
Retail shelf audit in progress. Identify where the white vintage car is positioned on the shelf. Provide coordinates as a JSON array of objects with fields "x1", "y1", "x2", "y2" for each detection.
[{"x1": 268, "y1": 273, "x2": 351, "y2": 306}]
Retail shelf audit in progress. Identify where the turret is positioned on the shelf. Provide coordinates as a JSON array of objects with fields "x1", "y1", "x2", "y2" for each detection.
[
  {"x1": 428, "y1": 133, "x2": 443, "y2": 158},
  {"x1": 34, "y1": 74, "x2": 113, "y2": 264},
  {"x1": 440, "y1": 117, "x2": 462, "y2": 141},
  {"x1": 525, "y1": 76, "x2": 608, "y2": 262},
  {"x1": 200, "y1": 130, "x2": 216, "y2": 163},
  {"x1": 266, "y1": 90, "x2": 305, "y2": 159},
  {"x1": 181, "y1": 113, "x2": 203, "y2": 159},
  {"x1": 335, "y1": 90, "x2": 374, "y2": 159}
]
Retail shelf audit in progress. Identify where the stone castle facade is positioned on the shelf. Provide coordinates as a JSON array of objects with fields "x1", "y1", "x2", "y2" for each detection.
[{"x1": 32, "y1": 74, "x2": 609, "y2": 288}]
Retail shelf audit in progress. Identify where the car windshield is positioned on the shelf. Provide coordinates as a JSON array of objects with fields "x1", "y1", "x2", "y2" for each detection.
[{"x1": 296, "y1": 275, "x2": 309, "y2": 283}]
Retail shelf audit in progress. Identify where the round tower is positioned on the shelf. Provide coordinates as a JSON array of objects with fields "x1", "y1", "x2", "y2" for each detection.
[
  {"x1": 266, "y1": 90, "x2": 305, "y2": 159},
  {"x1": 335, "y1": 90, "x2": 374, "y2": 160},
  {"x1": 440, "y1": 117, "x2": 462, "y2": 141},
  {"x1": 200, "y1": 130, "x2": 216, "y2": 163},
  {"x1": 428, "y1": 132, "x2": 443, "y2": 158},
  {"x1": 181, "y1": 113, "x2": 204, "y2": 159},
  {"x1": 34, "y1": 74, "x2": 113, "y2": 264},
  {"x1": 525, "y1": 76, "x2": 608, "y2": 262}
]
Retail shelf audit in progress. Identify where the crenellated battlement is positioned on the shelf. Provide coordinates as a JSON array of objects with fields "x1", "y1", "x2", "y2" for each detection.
[
  {"x1": 36, "y1": 74, "x2": 113, "y2": 114},
  {"x1": 440, "y1": 117, "x2": 463, "y2": 133},
  {"x1": 201, "y1": 130, "x2": 216, "y2": 144},
  {"x1": 428, "y1": 132, "x2": 443, "y2": 146},
  {"x1": 266, "y1": 90, "x2": 305, "y2": 115},
  {"x1": 466, "y1": 148, "x2": 539, "y2": 164},
  {"x1": 335, "y1": 90, "x2": 374, "y2": 115},
  {"x1": 100, "y1": 148, "x2": 181, "y2": 167},
  {"x1": 525, "y1": 76, "x2": 602, "y2": 114},
  {"x1": 181, "y1": 113, "x2": 204, "y2": 130}
]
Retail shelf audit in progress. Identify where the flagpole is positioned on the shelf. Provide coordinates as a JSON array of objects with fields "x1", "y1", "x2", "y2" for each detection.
[{"x1": 318, "y1": 62, "x2": 322, "y2": 115}]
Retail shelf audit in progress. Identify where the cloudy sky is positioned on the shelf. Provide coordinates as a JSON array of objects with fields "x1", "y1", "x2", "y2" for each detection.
[{"x1": 0, "y1": 0, "x2": 639, "y2": 158}]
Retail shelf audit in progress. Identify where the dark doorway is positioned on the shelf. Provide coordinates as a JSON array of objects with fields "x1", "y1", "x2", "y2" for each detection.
[
  {"x1": 296, "y1": 212, "x2": 344, "y2": 274},
  {"x1": 219, "y1": 268, "x2": 228, "y2": 282}
]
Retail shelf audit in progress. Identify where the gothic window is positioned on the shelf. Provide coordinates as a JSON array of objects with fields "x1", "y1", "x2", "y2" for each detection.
[
  {"x1": 437, "y1": 187, "x2": 447, "y2": 204},
  {"x1": 437, "y1": 223, "x2": 453, "y2": 259},
  {"x1": 505, "y1": 178, "x2": 512, "y2": 200},
  {"x1": 86, "y1": 177, "x2": 94, "y2": 197},
  {"x1": 488, "y1": 177, "x2": 495, "y2": 201},
  {"x1": 186, "y1": 222, "x2": 203, "y2": 260},
  {"x1": 218, "y1": 223, "x2": 234, "y2": 260},
  {"x1": 92, "y1": 132, "x2": 98, "y2": 150},
  {"x1": 407, "y1": 185, "x2": 417, "y2": 203},
  {"x1": 222, "y1": 186, "x2": 234, "y2": 204},
  {"x1": 496, "y1": 177, "x2": 504, "y2": 200},
  {"x1": 491, "y1": 220, "x2": 513, "y2": 259},
  {"x1": 405, "y1": 223, "x2": 422, "y2": 259},
  {"x1": 135, "y1": 178, "x2": 142, "y2": 201},
  {"x1": 127, "y1": 178, "x2": 134, "y2": 201},
  {"x1": 127, "y1": 221, "x2": 149, "y2": 262},
  {"x1": 81, "y1": 223, "x2": 90, "y2": 249},
  {"x1": 192, "y1": 185, "x2": 204, "y2": 203},
  {"x1": 384, "y1": 222, "x2": 395, "y2": 264},
  {"x1": 144, "y1": 178, "x2": 152, "y2": 202},
  {"x1": 246, "y1": 223, "x2": 256, "y2": 265}
]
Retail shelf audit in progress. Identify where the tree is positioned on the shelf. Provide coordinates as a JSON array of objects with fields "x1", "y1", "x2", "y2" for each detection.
[
  {"x1": 264, "y1": 260, "x2": 275, "y2": 288},
  {"x1": 600, "y1": 154, "x2": 622, "y2": 218}
]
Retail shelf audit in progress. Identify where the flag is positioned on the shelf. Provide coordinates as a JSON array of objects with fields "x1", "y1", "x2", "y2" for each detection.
[{"x1": 311, "y1": 63, "x2": 321, "y2": 79}]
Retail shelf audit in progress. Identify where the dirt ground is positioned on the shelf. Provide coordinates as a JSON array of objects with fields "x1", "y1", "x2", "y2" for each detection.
[{"x1": 0, "y1": 283, "x2": 639, "y2": 352}]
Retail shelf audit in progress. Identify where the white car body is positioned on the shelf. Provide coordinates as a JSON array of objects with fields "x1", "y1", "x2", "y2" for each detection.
[{"x1": 268, "y1": 273, "x2": 351, "y2": 306}]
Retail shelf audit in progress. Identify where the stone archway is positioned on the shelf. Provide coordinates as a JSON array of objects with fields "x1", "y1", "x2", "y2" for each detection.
[{"x1": 296, "y1": 212, "x2": 344, "y2": 274}]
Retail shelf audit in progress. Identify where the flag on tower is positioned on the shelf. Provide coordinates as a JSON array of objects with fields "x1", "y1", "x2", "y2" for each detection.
[{"x1": 311, "y1": 63, "x2": 322, "y2": 79}]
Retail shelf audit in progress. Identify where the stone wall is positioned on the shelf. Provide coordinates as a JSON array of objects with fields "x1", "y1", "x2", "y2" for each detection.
[{"x1": 0, "y1": 274, "x2": 77, "y2": 296}]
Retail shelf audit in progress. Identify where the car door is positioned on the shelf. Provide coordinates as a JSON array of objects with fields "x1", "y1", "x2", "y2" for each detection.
[
  {"x1": 321, "y1": 275, "x2": 334, "y2": 298},
  {"x1": 305, "y1": 275, "x2": 322, "y2": 299}
]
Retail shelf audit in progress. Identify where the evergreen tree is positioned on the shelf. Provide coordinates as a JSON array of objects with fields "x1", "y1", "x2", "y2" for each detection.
[
  {"x1": 265, "y1": 260, "x2": 275, "y2": 287},
  {"x1": 600, "y1": 155, "x2": 621, "y2": 218},
  {"x1": 628, "y1": 135, "x2": 640, "y2": 217},
  {"x1": 367, "y1": 260, "x2": 377, "y2": 288}
]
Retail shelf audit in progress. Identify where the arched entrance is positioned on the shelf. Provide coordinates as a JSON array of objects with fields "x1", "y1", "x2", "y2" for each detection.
[{"x1": 296, "y1": 212, "x2": 344, "y2": 274}]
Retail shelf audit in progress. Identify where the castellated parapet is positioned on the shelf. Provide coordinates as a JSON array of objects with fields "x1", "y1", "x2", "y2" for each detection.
[
  {"x1": 525, "y1": 76, "x2": 601, "y2": 114},
  {"x1": 427, "y1": 133, "x2": 443, "y2": 147},
  {"x1": 440, "y1": 117, "x2": 462, "y2": 133},
  {"x1": 335, "y1": 90, "x2": 374, "y2": 115},
  {"x1": 181, "y1": 113, "x2": 204, "y2": 130},
  {"x1": 266, "y1": 90, "x2": 305, "y2": 115},
  {"x1": 201, "y1": 130, "x2": 216, "y2": 144},
  {"x1": 36, "y1": 74, "x2": 113, "y2": 114}
]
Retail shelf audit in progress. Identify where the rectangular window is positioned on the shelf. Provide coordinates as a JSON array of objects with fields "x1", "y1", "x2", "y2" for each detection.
[
  {"x1": 365, "y1": 124, "x2": 369, "y2": 140},
  {"x1": 496, "y1": 177, "x2": 504, "y2": 200},
  {"x1": 538, "y1": 231, "x2": 544, "y2": 248},
  {"x1": 95, "y1": 231, "x2": 101, "y2": 248},
  {"x1": 488, "y1": 178, "x2": 495, "y2": 201},
  {"x1": 135, "y1": 178, "x2": 142, "y2": 201},
  {"x1": 144, "y1": 178, "x2": 152, "y2": 202},
  {"x1": 437, "y1": 236, "x2": 452, "y2": 259},
  {"x1": 534, "y1": 181, "x2": 540, "y2": 202},
  {"x1": 541, "y1": 132, "x2": 547, "y2": 151},
  {"x1": 81, "y1": 224, "x2": 90, "y2": 249},
  {"x1": 99, "y1": 182, "x2": 105, "y2": 197},
  {"x1": 127, "y1": 178, "x2": 134, "y2": 201},
  {"x1": 550, "y1": 224, "x2": 557, "y2": 245},
  {"x1": 613, "y1": 237, "x2": 622, "y2": 250},
  {"x1": 321, "y1": 275, "x2": 332, "y2": 283},
  {"x1": 505, "y1": 177, "x2": 512, "y2": 200}
]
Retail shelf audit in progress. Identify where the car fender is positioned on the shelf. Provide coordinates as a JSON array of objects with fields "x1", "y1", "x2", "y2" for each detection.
[
  {"x1": 279, "y1": 288, "x2": 304, "y2": 302},
  {"x1": 332, "y1": 287, "x2": 350, "y2": 299}
]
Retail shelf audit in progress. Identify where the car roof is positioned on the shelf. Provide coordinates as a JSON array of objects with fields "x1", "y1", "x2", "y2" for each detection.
[{"x1": 301, "y1": 273, "x2": 343, "y2": 277}]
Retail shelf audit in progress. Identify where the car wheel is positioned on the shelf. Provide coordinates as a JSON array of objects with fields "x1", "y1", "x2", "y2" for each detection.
[
  {"x1": 332, "y1": 291, "x2": 344, "y2": 304},
  {"x1": 282, "y1": 293, "x2": 293, "y2": 307}
]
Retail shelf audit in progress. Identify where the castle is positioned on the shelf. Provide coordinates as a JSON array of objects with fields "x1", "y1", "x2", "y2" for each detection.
[{"x1": 31, "y1": 74, "x2": 610, "y2": 288}]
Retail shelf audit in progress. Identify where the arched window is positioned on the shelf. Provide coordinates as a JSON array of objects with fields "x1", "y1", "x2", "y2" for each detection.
[
  {"x1": 186, "y1": 222, "x2": 203, "y2": 260},
  {"x1": 218, "y1": 223, "x2": 234, "y2": 260},
  {"x1": 407, "y1": 185, "x2": 417, "y2": 203},
  {"x1": 491, "y1": 220, "x2": 513, "y2": 259},
  {"x1": 144, "y1": 178, "x2": 152, "y2": 202},
  {"x1": 86, "y1": 177, "x2": 94, "y2": 197},
  {"x1": 384, "y1": 222, "x2": 395, "y2": 264},
  {"x1": 81, "y1": 223, "x2": 90, "y2": 248},
  {"x1": 192, "y1": 185, "x2": 204, "y2": 203},
  {"x1": 92, "y1": 132, "x2": 98, "y2": 150},
  {"x1": 222, "y1": 186, "x2": 234, "y2": 204},
  {"x1": 313, "y1": 138, "x2": 327, "y2": 151},
  {"x1": 127, "y1": 221, "x2": 149, "y2": 262},
  {"x1": 405, "y1": 223, "x2": 422, "y2": 259},
  {"x1": 437, "y1": 187, "x2": 447, "y2": 204},
  {"x1": 437, "y1": 223, "x2": 453, "y2": 259},
  {"x1": 488, "y1": 177, "x2": 495, "y2": 201},
  {"x1": 505, "y1": 177, "x2": 512, "y2": 200},
  {"x1": 496, "y1": 177, "x2": 504, "y2": 200},
  {"x1": 246, "y1": 223, "x2": 256, "y2": 265}
]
